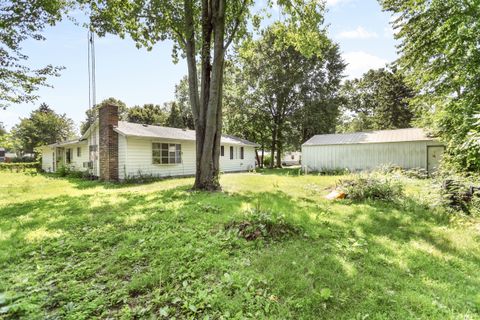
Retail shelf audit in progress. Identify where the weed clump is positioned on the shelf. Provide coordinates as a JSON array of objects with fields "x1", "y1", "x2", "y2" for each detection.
[
  {"x1": 338, "y1": 174, "x2": 404, "y2": 201},
  {"x1": 225, "y1": 208, "x2": 302, "y2": 241}
]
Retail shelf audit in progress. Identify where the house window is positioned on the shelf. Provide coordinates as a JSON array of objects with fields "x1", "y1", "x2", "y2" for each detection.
[
  {"x1": 66, "y1": 149, "x2": 72, "y2": 164},
  {"x1": 89, "y1": 145, "x2": 97, "y2": 152},
  {"x1": 77, "y1": 147, "x2": 81, "y2": 157},
  {"x1": 230, "y1": 146, "x2": 234, "y2": 160},
  {"x1": 240, "y1": 147, "x2": 244, "y2": 160},
  {"x1": 153, "y1": 143, "x2": 182, "y2": 164},
  {"x1": 221, "y1": 146, "x2": 224, "y2": 157}
]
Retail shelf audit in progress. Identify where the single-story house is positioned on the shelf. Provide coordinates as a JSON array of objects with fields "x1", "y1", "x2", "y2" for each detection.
[
  {"x1": 302, "y1": 128, "x2": 445, "y2": 173},
  {"x1": 282, "y1": 151, "x2": 302, "y2": 166},
  {"x1": 40, "y1": 104, "x2": 259, "y2": 181}
]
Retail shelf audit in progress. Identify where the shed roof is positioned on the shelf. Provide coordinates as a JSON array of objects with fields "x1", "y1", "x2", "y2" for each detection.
[
  {"x1": 114, "y1": 121, "x2": 259, "y2": 147},
  {"x1": 303, "y1": 128, "x2": 437, "y2": 146}
]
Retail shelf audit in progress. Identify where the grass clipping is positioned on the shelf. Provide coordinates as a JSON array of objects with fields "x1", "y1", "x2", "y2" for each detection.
[{"x1": 225, "y1": 208, "x2": 303, "y2": 241}]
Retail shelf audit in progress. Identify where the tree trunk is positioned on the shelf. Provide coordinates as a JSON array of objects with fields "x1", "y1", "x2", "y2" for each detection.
[
  {"x1": 270, "y1": 125, "x2": 277, "y2": 169},
  {"x1": 276, "y1": 125, "x2": 283, "y2": 168},
  {"x1": 261, "y1": 146, "x2": 265, "y2": 168},
  {"x1": 255, "y1": 149, "x2": 260, "y2": 168},
  {"x1": 192, "y1": 0, "x2": 225, "y2": 191}
]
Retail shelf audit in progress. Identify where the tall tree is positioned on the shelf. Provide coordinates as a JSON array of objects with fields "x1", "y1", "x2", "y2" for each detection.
[
  {"x1": 126, "y1": 103, "x2": 167, "y2": 125},
  {"x1": 0, "y1": 0, "x2": 69, "y2": 108},
  {"x1": 338, "y1": 67, "x2": 414, "y2": 133},
  {"x1": 380, "y1": 0, "x2": 480, "y2": 171},
  {"x1": 173, "y1": 77, "x2": 196, "y2": 130},
  {"x1": 80, "y1": 97, "x2": 128, "y2": 134},
  {"x1": 165, "y1": 102, "x2": 186, "y2": 128},
  {"x1": 86, "y1": 0, "x2": 327, "y2": 190},
  {"x1": 12, "y1": 103, "x2": 75, "y2": 154},
  {"x1": 237, "y1": 23, "x2": 335, "y2": 167}
]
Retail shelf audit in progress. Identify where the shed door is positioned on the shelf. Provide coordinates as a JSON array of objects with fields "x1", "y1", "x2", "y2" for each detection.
[{"x1": 427, "y1": 146, "x2": 444, "y2": 173}]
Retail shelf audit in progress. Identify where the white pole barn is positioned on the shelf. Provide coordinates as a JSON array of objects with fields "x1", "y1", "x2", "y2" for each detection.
[{"x1": 302, "y1": 128, "x2": 444, "y2": 173}]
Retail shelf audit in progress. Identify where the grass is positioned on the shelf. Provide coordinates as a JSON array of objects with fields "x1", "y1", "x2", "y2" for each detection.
[{"x1": 0, "y1": 169, "x2": 479, "y2": 319}]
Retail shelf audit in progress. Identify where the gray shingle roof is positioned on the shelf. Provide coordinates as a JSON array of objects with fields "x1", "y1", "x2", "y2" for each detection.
[
  {"x1": 303, "y1": 128, "x2": 436, "y2": 146},
  {"x1": 115, "y1": 121, "x2": 259, "y2": 147}
]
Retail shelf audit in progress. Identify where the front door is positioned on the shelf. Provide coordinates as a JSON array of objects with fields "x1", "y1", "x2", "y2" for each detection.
[{"x1": 427, "y1": 146, "x2": 444, "y2": 173}]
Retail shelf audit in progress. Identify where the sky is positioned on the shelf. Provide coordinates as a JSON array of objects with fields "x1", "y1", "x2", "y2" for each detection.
[{"x1": 1, "y1": 0, "x2": 398, "y2": 133}]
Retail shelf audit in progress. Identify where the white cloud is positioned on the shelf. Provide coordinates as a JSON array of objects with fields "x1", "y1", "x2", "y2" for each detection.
[
  {"x1": 342, "y1": 51, "x2": 389, "y2": 79},
  {"x1": 338, "y1": 26, "x2": 378, "y2": 39}
]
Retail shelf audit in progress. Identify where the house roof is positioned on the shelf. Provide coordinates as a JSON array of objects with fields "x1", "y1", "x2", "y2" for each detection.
[
  {"x1": 303, "y1": 128, "x2": 437, "y2": 146},
  {"x1": 114, "y1": 121, "x2": 259, "y2": 147},
  {"x1": 45, "y1": 139, "x2": 86, "y2": 148}
]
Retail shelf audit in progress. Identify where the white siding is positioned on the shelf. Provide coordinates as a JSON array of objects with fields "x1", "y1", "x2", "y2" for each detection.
[
  {"x1": 41, "y1": 146, "x2": 55, "y2": 172},
  {"x1": 219, "y1": 144, "x2": 256, "y2": 172},
  {"x1": 302, "y1": 141, "x2": 432, "y2": 172},
  {"x1": 122, "y1": 137, "x2": 256, "y2": 179},
  {"x1": 65, "y1": 143, "x2": 89, "y2": 172},
  {"x1": 124, "y1": 138, "x2": 196, "y2": 178},
  {"x1": 87, "y1": 124, "x2": 100, "y2": 176},
  {"x1": 118, "y1": 135, "x2": 127, "y2": 180}
]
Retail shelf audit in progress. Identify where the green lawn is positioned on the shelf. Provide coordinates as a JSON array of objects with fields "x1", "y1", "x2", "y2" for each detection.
[{"x1": 0, "y1": 170, "x2": 479, "y2": 319}]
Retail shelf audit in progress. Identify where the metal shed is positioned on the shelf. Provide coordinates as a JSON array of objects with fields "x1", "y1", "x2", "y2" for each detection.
[{"x1": 302, "y1": 128, "x2": 444, "y2": 173}]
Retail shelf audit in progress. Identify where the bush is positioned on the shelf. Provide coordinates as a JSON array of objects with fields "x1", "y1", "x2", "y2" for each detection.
[
  {"x1": 0, "y1": 162, "x2": 40, "y2": 172},
  {"x1": 338, "y1": 174, "x2": 404, "y2": 201},
  {"x1": 440, "y1": 176, "x2": 480, "y2": 215},
  {"x1": 225, "y1": 208, "x2": 303, "y2": 241},
  {"x1": 11, "y1": 156, "x2": 37, "y2": 163},
  {"x1": 262, "y1": 156, "x2": 271, "y2": 168}
]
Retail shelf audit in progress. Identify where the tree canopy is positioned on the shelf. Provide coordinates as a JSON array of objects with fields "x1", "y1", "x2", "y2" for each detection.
[
  {"x1": 230, "y1": 22, "x2": 343, "y2": 167},
  {"x1": 338, "y1": 67, "x2": 414, "y2": 133},
  {"x1": 80, "y1": 97, "x2": 128, "y2": 134},
  {"x1": 12, "y1": 103, "x2": 75, "y2": 154},
  {"x1": 0, "y1": 0, "x2": 69, "y2": 109},
  {"x1": 126, "y1": 104, "x2": 167, "y2": 125},
  {"x1": 380, "y1": 0, "x2": 480, "y2": 171}
]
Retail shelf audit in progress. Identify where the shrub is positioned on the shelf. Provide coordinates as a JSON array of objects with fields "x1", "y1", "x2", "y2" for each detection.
[
  {"x1": 338, "y1": 174, "x2": 404, "y2": 201},
  {"x1": 56, "y1": 165, "x2": 70, "y2": 177},
  {"x1": 440, "y1": 176, "x2": 480, "y2": 215},
  {"x1": 262, "y1": 156, "x2": 271, "y2": 168},
  {"x1": 0, "y1": 162, "x2": 40, "y2": 172},
  {"x1": 225, "y1": 208, "x2": 303, "y2": 241}
]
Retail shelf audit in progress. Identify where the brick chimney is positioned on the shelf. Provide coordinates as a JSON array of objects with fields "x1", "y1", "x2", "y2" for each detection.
[{"x1": 99, "y1": 104, "x2": 119, "y2": 181}]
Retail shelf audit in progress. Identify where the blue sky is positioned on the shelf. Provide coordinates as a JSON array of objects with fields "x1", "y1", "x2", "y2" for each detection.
[{"x1": 1, "y1": 0, "x2": 397, "y2": 132}]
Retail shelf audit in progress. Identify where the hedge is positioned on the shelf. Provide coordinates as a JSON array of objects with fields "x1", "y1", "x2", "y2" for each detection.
[{"x1": 0, "y1": 162, "x2": 40, "y2": 172}]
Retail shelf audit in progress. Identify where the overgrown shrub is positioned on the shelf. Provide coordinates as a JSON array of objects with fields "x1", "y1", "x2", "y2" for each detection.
[
  {"x1": 377, "y1": 164, "x2": 428, "y2": 179},
  {"x1": 0, "y1": 162, "x2": 39, "y2": 172},
  {"x1": 225, "y1": 208, "x2": 303, "y2": 241},
  {"x1": 338, "y1": 174, "x2": 404, "y2": 201},
  {"x1": 56, "y1": 165, "x2": 70, "y2": 177},
  {"x1": 439, "y1": 175, "x2": 480, "y2": 215},
  {"x1": 262, "y1": 156, "x2": 271, "y2": 168}
]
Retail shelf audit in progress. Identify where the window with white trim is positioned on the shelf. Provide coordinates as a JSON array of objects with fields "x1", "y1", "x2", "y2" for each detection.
[
  {"x1": 230, "y1": 146, "x2": 234, "y2": 159},
  {"x1": 77, "y1": 147, "x2": 81, "y2": 157},
  {"x1": 240, "y1": 147, "x2": 244, "y2": 160},
  {"x1": 153, "y1": 143, "x2": 182, "y2": 164}
]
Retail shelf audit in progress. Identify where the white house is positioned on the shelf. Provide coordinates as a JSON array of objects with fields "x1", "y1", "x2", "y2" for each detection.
[
  {"x1": 41, "y1": 104, "x2": 259, "y2": 181},
  {"x1": 282, "y1": 151, "x2": 302, "y2": 166},
  {"x1": 302, "y1": 128, "x2": 444, "y2": 173}
]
